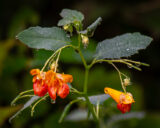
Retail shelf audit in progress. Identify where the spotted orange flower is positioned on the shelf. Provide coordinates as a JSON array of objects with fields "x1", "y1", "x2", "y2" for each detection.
[
  {"x1": 30, "y1": 69, "x2": 48, "y2": 97},
  {"x1": 30, "y1": 69, "x2": 73, "y2": 100},
  {"x1": 45, "y1": 70, "x2": 73, "y2": 100},
  {"x1": 104, "y1": 87, "x2": 135, "y2": 113}
]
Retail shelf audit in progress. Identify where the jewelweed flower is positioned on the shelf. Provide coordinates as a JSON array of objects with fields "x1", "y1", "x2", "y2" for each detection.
[
  {"x1": 30, "y1": 69, "x2": 48, "y2": 97},
  {"x1": 104, "y1": 87, "x2": 135, "y2": 113},
  {"x1": 45, "y1": 70, "x2": 73, "y2": 100},
  {"x1": 30, "y1": 69, "x2": 73, "y2": 100}
]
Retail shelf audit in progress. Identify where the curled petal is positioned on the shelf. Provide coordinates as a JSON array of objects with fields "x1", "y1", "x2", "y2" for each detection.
[
  {"x1": 33, "y1": 80, "x2": 48, "y2": 97},
  {"x1": 30, "y1": 69, "x2": 40, "y2": 76},
  {"x1": 57, "y1": 83, "x2": 70, "y2": 99},
  {"x1": 32, "y1": 76, "x2": 38, "y2": 82},
  {"x1": 117, "y1": 103, "x2": 131, "y2": 113},
  {"x1": 56, "y1": 73, "x2": 73, "y2": 83}
]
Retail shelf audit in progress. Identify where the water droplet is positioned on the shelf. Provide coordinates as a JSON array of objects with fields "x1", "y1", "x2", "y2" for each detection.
[
  {"x1": 51, "y1": 99, "x2": 56, "y2": 104},
  {"x1": 126, "y1": 48, "x2": 130, "y2": 51}
]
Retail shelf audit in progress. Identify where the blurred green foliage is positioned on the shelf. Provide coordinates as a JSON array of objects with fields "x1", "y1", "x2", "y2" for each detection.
[{"x1": 0, "y1": 0, "x2": 160, "y2": 128}]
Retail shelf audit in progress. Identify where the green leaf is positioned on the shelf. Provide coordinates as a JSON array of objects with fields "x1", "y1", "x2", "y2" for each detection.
[
  {"x1": 95, "y1": 32, "x2": 153, "y2": 59},
  {"x1": 107, "y1": 112, "x2": 145, "y2": 127},
  {"x1": 58, "y1": 9, "x2": 84, "y2": 26},
  {"x1": 16, "y1": 26, "x2": 71, "y2": 51},
  {"x1": 66, "y1": 109, "x2": 90, "y2": 121},
  {"x1": 80, "y1": 17, "x2": 102, "y2": 37}
]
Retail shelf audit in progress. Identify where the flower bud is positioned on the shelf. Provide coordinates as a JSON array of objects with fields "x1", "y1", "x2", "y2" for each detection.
[
  {"x1": 81, "y1": 34, "x2": 89, "y2": 48},
  {"x1": 50, "y1": 61, "x2": 58, "y2": 71},
  {"x1": 123, "y1": 78, "x2": 131, "y2": 86},
  {"x1": 63, "y1": 24, "x2": 73, "y2": 33}
]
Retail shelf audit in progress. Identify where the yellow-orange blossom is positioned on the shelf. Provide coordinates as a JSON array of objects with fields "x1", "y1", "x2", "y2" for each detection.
[
  {"x1": 104, "y1": 87, "x2": 135, "y2": 113},
  {"x1": 30, "y1": 69, "x2": 73, "y2": 100}
]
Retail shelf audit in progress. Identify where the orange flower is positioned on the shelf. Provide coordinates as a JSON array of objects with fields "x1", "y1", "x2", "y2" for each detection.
[
  {"x1": 45, "y1": 70, "x2": 73, "y2": 100},
  {"x1": 104, "y1": 87, "x2": 135, "y2": 113},
  {"x1": 30, "y1": 69, "x2": 48, "y2": 97},
  {"x1": 30, "y1": 69, "x2": 73, "y2": 100}
]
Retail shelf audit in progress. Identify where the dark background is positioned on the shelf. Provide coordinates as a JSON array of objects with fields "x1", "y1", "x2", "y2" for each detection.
[{"x1": 0, "y1": 0, "x2": 160, "y2": 128}]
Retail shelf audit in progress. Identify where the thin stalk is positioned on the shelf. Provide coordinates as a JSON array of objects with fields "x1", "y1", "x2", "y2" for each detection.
[
  {"x1": 95, "y1": 59, "x2": 141, "y2": 71},
  {"x1": 54, "y1": 50, "x2": 61, "y2": 72},
  {"x1": 70, "y1": 87, "x2": 84, "y2": 95},
  {"x1": 31, "y1": 94, "x2": 49, "y2": 116},
  {"x1": 18, "y1": 95, "x2": 35, "y2": 99},
  {"x1": 111, "y1": 63, "x2": 126, "y2": 93},
  {"x1": 41, "y1": 45, "x2": 71, "y2": 71},
  {"x1": 123, "y1": 59, "x2": 150, "y2": 67},
  {"x1": 84, "y1": 95, "x2": 98, "y2": 121},
  {"x1": 11, "y1": 89, "x2": 33, "y2": 106}
]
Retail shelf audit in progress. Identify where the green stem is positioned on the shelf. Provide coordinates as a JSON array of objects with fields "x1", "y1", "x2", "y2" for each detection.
[
  {"x1": 76, "y1": 34, "x2": 98, "y2": 122},
  {"x1": 31, "y1": 94, "x2": 49, "y2": 116},
  {"x1": 77, "y1": 48, "x2": 88, "y2": 68},
  {"x1": 78, "y1": 34, "x2": 81, "y2": 48},
  {"x1": 80, "y1": 55, "x2": 98, "y2": 121},
  {"x1": 83, "y1": 68, "x2": 89, "y2": 93},
  {"x1": 11, "y1": 89, "x2": 33, "y2": 106}
]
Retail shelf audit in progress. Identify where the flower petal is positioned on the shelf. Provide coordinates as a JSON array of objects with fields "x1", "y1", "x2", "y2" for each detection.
[
  {"x1": 48, "y1": 86, "x2": 57, "y2": 100},
  {"x1": 33, "y1": 80, "x2": 48, "y2": 97},
  {"x1": 30, "y1": 69, "x2": 40, "y2": 76},
  {"x1": 104, "y1": 87, "x2": 123, "y2": 104},
  {"x1": 117, "y1": 103, "x2": 131, "y2": 113},
  {"x1": 56, "y1": 73, "x2": 73, "y2": 83},
  {"x1": 57, "y1": 83, "x2": 70, "y2": 99}
]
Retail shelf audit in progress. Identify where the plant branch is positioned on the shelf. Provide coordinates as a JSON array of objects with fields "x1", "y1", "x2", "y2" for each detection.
[
  {"x1": 31, "y1": 94, "x2": 49, "y2": 116},
  {"x1": 110, "y1": 63, "x2": 126, "y2": 93},
  {"x1": 11, "y1": 89, "x2": 34, "y2": 106},
  {"x1": 95, "y1": 59, "x2": 142, "y2": 71}
]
